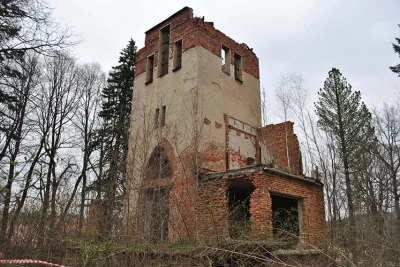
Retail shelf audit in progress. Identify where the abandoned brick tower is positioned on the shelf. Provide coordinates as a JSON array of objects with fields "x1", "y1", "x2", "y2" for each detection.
[{"x1": 124, "y1": 7, "x2": 326, "y2": 248}]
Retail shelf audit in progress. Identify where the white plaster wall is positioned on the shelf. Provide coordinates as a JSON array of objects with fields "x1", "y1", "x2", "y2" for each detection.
[
  {"x1": 228, "y1": 129, "x2": 257, "y2": 170},
  {"x1": 196, "y1": 46, "x2": 261, "y2": 155},
  {"x1": 125, "y1": 46, "x2": 201, "y2": 221},
  {"x1": 125, "y1": 45, "x2": 262, "y2": 219}
]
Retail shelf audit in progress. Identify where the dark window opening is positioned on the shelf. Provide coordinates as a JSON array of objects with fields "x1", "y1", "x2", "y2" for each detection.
[
  {"x1": 225, "y1": 152, "x2": 229, "y2": 171},
  {"x1": 247, "y1": 157, "x2": 255, "y2": 166},
  {"x1": 159, "y1": 25, "x2": 170, "y2": 76},
  {"x1": 147, "y1": 146, "x2": 171, "y2": 179},
  {"x1": 234, "y1": 53, "x2": 242, "y2": 81},
  {"x1": 173, "y1": 40, "x2": 182, "y2": 70},
  {"x1": 161, "y1": 105, "x2": 166, "y2": 127},
  {"x1": 143, "y1": 188, "x2": 170, "y2": 244},
  {"x1": 227, "y1": 179, "x2": 255, "y2": 239},
  {"x1": 154, "y1": 108, "x2": 159, "y2": 128},
  {"x1": 146, "y1": 55, "x2": 154, "y2": 84},
  {"x1": 221, "y1": 45, "x2": 230, "y2": 74},
  {"x1": 271, "y1": 194, "x2": 300, "y2": 247}
]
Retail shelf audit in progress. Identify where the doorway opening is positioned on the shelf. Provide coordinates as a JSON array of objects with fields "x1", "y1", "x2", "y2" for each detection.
[
  {"x1": 143, "y1": 187, "x2": 170, "y2": 244},
  {"x1": 227, "y1": 179, "x2": 255, "y2": 239}
]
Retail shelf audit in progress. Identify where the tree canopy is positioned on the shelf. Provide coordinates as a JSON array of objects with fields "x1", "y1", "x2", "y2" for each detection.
[{"x1": 390, "y1": 24, "x2": 400, "y2": 76}]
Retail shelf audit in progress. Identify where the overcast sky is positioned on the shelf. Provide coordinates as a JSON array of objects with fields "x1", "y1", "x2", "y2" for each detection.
[{"x1": 49, "y1": 0, "x2": 399, "y2": 122}]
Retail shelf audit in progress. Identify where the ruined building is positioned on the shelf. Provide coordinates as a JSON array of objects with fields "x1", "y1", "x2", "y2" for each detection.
[{"x1": 124, "y1": 7, "x2": 326, "y2": 248}]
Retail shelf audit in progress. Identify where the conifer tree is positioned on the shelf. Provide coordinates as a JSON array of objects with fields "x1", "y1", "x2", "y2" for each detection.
[
  {"x1": 315, "y1": 68, "x2": 374, "y2": 249},
  {"x1": 98, "y1": 39, "x2": 136, "y2": 235},
  {"x1": 390, "y1": 24, "x2": 400, "y2": 76}
]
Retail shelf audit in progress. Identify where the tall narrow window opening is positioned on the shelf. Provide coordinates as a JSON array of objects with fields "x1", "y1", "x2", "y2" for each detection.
[
  {"x1": 234, "y1": 52, "x2": 242, "y2": 81},
  {"x1": 173, "y1": 40, "x2": 182, "y2": 70},
  {"x1": 221, "y1": 45, "x2": 230, "y2": 74},
  {"x1": 146, "y1": 55, "x2": 154, "y2": 84},
  {"x1": 154, "y1": 108, "x2": 159, "y2": 128},
  {"x1": 159, "y1": 25, "x2": 170, "y2": 76},
  {"x1": 161, "y1": 105, "x2": 166, "y2": 127}
]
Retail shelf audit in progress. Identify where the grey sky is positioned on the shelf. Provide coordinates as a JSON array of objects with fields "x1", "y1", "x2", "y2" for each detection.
[{"x1": 49, "y1": 0, "x2": 399, "y2": 122}]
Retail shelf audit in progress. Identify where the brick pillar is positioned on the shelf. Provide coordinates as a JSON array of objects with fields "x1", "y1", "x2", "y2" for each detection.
[
  {"x1": 249, "y1": 180, "x2": 273, "y2": 239},
  {"x1": 87, "y1": 199, "x2": 104, "y2": 239}
]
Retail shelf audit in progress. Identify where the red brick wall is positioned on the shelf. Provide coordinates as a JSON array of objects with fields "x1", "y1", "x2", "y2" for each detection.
[
  {"x1": 125, "y1": 139, "x2": 326, "y2": 248},
  {"x1": 196, "y1": 20, "x2": 259, "y2": 79},
  {"x1": 196, "y1": 169, "x2": 327, "y2": 248},
  {"x1": 134, "y1": 8, "x2": 259, "y2": 79},
  {"x1": 258, "y1": 122, "x2": 303, "y2": 175},
  {"x1": 87, "y1": 199, "x2": 104, "y2": 239}
]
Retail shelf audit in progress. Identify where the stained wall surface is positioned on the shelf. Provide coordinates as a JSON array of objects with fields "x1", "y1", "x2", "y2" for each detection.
[{"x1": 124, "y1": 6, "x2": 326, "y2": 248}]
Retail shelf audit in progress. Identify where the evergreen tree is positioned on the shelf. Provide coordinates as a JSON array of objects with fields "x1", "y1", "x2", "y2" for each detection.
[
  {"x1": 315, "y1": 68, "x2": 374, "y2": 249},
  {"x1": 390, "y1": 24, "x2": 400, "y2": 76},
  {"x1": 97, "y1": 39, "x2": 136, "y2": 235},
  {"x1": 0, "y1": 0, "x2": 30, "y2": 146}
]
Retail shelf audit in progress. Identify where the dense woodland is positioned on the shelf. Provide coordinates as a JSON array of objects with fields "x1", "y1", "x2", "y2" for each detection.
[{"x1": 1, "y1": 0, "x2": 400, "y2": 266}]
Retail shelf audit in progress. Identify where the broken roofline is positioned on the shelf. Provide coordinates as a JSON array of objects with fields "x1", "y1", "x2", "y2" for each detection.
[
  {"x1": 145, "y1": 6, "x2": 191, "y2": 34},
  {"x1": 199, "y1": 164, "x2": 323, "y2": 186},
  {"x1": 143, "y1": 6, "x2": 256, "y2": 55}
]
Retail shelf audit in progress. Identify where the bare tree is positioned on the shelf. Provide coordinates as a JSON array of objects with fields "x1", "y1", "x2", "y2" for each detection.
[
  {"x1": 59, "y1": 62, "x2": 105, "y2": 231},
  {"x1": 275, "y1": 74, "x2": 294, "y2": 171},
  {"x1": 0, "y1": 0, "x2": 73, "y2": 60},
  {"x1": 374, "y1": 103, "x2": 400, "y2": 232},
  {"x1": 33, "y1": 53, "x2": 80, "y2": 244},
  {"x1": 0, "y1": 52, "x2": 41, "y2": 243}
]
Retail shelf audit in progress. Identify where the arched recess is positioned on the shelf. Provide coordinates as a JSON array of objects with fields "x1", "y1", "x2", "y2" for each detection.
[
  {"x1": 141, "y1": 139, "x2": 175, "y2": 244},
  {"x1": 147, "y1": 145, "x2": 171, "y2": 179},
  {"x1": 145, "y1": 138, "x2": 176, "y2": 179},
  {"x1": 227, "y1": 179, "x2": 255, "y2": 239}
]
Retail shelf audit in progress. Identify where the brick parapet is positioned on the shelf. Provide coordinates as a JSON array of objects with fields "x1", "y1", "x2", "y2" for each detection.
[
  {"x1": 258, "y1": 122, "x2": 303, "y2": 175},
  {"x1": 134, "y1": 8, "x2": 259, "y2": 79}
]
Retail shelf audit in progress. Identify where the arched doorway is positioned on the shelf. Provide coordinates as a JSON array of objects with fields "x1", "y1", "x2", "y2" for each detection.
[{"x1": 143, "y1": 145, "x2": 172, "y2": 243}]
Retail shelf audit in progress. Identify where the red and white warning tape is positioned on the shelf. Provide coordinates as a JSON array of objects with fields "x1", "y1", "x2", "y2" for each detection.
[{"x1": 0, "y1": 254, "x2": 67, "y2": 266}]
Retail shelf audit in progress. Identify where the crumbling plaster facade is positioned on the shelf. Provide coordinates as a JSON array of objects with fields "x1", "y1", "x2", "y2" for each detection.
[{"x1": 124, "y1": 7, "x2": 326, "y2": 248}]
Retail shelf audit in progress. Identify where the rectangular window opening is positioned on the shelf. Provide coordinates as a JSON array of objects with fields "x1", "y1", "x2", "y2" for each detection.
[
  {"x1": 154, "y1": 108, "x2": 160, "y2": 128},
  {"x1": 173, "y1": 40, "x2": 182, "y2": 71},
  {"x1": 234, "y1": 53, "x2": 243, "y2": 81},
  {"x1": 146, "y1": 55, "x2": 154, "y2": 84},
  {"x1": 161, "y1": 105, "x2": 166, "y2": 127},
  {"x1": 221, "y1": 45, "x2": 230, "y2": 74},
  {"x1": 158, "y1": 25, "x2": 170, "y2": 77},
  {"x1": 271, "y1": 194, "x2": 300, "y2": 246}
]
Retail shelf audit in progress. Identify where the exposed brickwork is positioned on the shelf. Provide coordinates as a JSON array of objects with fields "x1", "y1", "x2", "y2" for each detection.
[
  {"x1": 203, "y1": 118, "x2": 211, "y2": 125},
  {"x1": 258, "y1": 122, "x2": 303, "y2": 175},
  {"x1": 125, "y1": 7, "x2": 326, "y2": 250},
  {"x1": 87, "y1": 199, "x2": 104, "y2": 239},
  {"x1": 196, "y1": 20, "x2": 259, "y2": 79},
  {"x1": 134, "y1": 7, "x2": 259, "y2": 79},
  {"x1": 199, "y1": 144, "x2": 226, "y2": 172},
  {"x1": 225, "y1": 114, "x2": 260, "y2": 170},
  {"x1": 196, "y1": 168, "x2": 327, "y2": 248}
]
